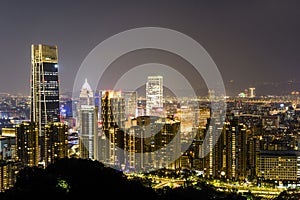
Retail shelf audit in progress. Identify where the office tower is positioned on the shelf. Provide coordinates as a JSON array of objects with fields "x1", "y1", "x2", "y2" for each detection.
[
  {"x1": 78, "y1": 80, "x2": 98, "y2": 159},
  {"x1": 30, "y1": 44, "x2": 60, "y2": 164},
  {"x1": 30, "y1": 44, "x2": 60, "y2": 128},
  {"x1": 146, "y1": 75, "x2": 163, "y2": 116},
  {"x1": 77, "y1": 79, "x2": 95, "y2": 129},
  {"x1": 79, "y1": 79, "x2": 94, "y2": 106},
  {"x1": 101, "y1": 90, "x2": 125, "y2": 167}
]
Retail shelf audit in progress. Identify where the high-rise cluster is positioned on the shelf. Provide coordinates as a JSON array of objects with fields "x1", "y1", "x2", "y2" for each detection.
[
  {"x1": 0, "y1": 44, "x2": 69, "y2": 191},
  {"x1": 73, "y1": 75, "x2": 182, "y2": 172}
]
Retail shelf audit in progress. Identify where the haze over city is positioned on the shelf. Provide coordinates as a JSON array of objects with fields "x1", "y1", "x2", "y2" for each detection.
[
  {"x1": 2, "y1": 1, "x2": 300, "y2": 199},
  {"x1": 0, "y1": 0, "x2": 300, "y2": 96}
]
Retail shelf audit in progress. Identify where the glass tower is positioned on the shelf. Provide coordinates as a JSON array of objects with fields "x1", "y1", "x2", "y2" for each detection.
[{"x1": 30, "y1": 44, "x2": 60, "y2": 163}]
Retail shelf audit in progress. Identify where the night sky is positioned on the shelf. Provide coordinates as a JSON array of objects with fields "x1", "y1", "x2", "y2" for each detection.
[{"x1": 0, "y1": 0, "x2": 300, "y2": 96}]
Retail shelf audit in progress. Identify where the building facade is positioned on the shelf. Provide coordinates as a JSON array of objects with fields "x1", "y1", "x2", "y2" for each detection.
[
  {"x1": 146, "y1": 76, "x2": 163, "y2": 116},
  {"x1": 44, "y1": 122, "x2": 68, "y2": 165},
  {"x1": 30, "y1": 44, "x2": 60, "y2": 163},
  {"x1": 100, "y1": 90, "x2": 125, "y2": 168},
  {"x1": 78, "y1": 79, "x2": 98, "y2": 159},
  {"x1": 124, "y1": 115, "x2": 181, "y2": 172},
  {"x1": 256, "y1": 150, "x2": 300, "y2": 186}
]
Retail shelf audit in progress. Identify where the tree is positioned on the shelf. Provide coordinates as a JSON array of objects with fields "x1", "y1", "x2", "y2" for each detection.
[{"x1": 0, "y1": 158, "x2": 159, "y2": 200}]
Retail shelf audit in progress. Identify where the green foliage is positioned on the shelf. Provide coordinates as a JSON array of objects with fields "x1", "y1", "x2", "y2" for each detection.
[{"x1": 56, "y1": 179, "x2": 70, "y2": 193}]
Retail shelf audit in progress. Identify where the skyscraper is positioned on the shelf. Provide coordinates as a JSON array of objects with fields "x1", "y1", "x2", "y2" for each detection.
[
  {"x1": 30, "y1": 44, "x2": 60, "y2": 163},
  {"x1": 101, "y1": 90, "x2": 125, "y2": 167},
  {"x1": 79, "y1": 79, "x2": 94, "y2": 106},
  {"x1": 146, "y1": 75, "x2": 163, "y2": 116},
  {"x1": 78, "y1": 79, "x2": 98, "y2": 159}
]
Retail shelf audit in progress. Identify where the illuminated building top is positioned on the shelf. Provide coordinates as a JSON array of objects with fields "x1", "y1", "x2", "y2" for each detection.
[{"x1": 31, "y1": 44, "x2": 58, "y2": 63}]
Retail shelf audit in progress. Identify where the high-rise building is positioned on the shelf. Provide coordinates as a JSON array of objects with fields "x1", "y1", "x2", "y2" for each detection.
[
  {"x1": 15, "y1": 121, "x2": 38, "y2": 167},
  {"x1": 44, "y1": 122, "x2": 68, "y2": 165},
  {"x1": 124, "y1": 115, "x2": 181, "y2": 172},
  {"x1": 78, "y1": 79, "x2": 98, "y2": 159},
  {"x1": 79, "y1": 79, "x2": 94, "y2": 106},
  {"x1": 30, "y1": 44, "x2": 60, "y2": 164},
  {"x1": 100, "y1": 90, "x2": 125, "y2": 167},
  {"x1": 201, "y1": 116, "x2": 248, "y2": 181},
  {"x1": 146, "y1": 75, "x2": 163, "y2": 116},
  {"x1": 122, "y1": 91, "x2": 137, "y2": 119},
  {"x1": 223, "y1": 118, "x2": 248, "y2": 181},
  {"x1": 0, "y1": 162, "x2": 20, "y2": 192},
  {"x1": 79, "y1": 105, "x2": 98, "y2": 159}
]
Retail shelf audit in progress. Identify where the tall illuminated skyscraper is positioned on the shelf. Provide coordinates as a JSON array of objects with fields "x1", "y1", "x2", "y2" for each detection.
[
  {"x1": 30, "y1": 44, "x2": 60, "y2": 163},
  {"x1": 146, "y1": 75, "x2": 163, "y2": 116},
  {"x1": 78, "y1": 79, "x2": 98, "y2": 159}
]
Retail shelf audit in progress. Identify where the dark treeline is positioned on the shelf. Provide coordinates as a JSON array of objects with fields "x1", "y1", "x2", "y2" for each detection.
[{"x1": 0, "y1": 158, "x2": 248, "y2": 200}]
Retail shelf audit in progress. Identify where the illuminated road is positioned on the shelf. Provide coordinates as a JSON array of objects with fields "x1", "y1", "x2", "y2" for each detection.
[
  {"x1": 152, "y1": 177, "x2": 185, "y2": 189},
  {"x1": 150, "y1": 176, "x2": 285, "y2": 199}
]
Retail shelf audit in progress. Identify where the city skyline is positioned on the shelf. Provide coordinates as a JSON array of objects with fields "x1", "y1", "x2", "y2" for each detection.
[
  {"x1": 0, "y1": 1, "x2": 300, "y2": 96},
  {"x1": 0, "y1": 26, "x2": 300, "y2": 197}
]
